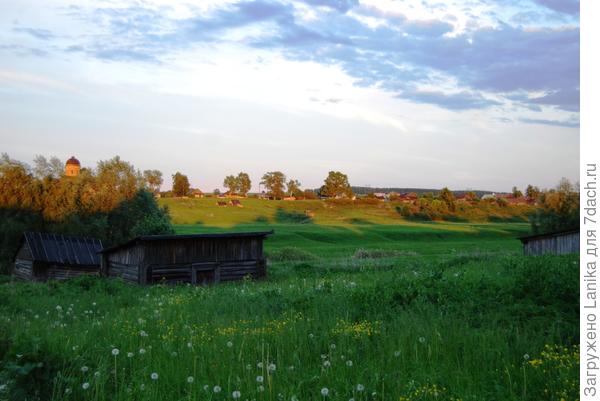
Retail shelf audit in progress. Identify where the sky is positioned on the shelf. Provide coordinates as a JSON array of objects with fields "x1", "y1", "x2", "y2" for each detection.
[{"x1": 0, "y1": 0, "x2": 579, "y2": 192}]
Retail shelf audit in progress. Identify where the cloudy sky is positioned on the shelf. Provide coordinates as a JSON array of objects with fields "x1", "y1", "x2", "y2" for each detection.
[{"x1": 0, "y1": 0, "x2": 579, "y2": 192}]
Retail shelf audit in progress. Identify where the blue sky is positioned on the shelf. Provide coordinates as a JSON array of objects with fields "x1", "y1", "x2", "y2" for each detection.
[{"x1": 0, "y1": 0, "x2": 579, "y2": 192}]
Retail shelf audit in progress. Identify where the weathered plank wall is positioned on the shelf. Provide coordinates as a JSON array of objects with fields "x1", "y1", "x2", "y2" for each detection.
[{"x1": 523, "y1": 231, "x2": 579, "y2": 256}]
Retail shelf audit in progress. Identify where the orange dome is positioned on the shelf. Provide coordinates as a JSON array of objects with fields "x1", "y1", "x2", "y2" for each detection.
[{"x1": 65, "y1": 156, "x2": 80, "y2": 166}]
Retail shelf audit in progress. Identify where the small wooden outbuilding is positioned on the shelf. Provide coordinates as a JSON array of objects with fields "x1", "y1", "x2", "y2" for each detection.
[
  {"x1": 13, "y1": 232, "x2": 103, "y2": 281},
  {"x1": 100, "y1": 231, "x2": 273, "y2": 285},
  {"x1": 519, "y1": 228, "x2": 579, "y2": 256}
]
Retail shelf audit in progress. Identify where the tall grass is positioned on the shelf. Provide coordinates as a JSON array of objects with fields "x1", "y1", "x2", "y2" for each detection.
[{"x1": 0, "y1": 253, "x2": 578, "y2": 401}]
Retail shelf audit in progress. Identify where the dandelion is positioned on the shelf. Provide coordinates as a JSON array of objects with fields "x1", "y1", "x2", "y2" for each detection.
[
  {"x1": 258, "y1": 385, "x2": 265, "y2": 392},
  {"x1": 523, "y1": 354, "x2": 530, "y2": 361},
  {"x1": 321, "y1": 388, "x2": 329, "y2": 397},
  {"x1": 418, "y1": 337, "x2": 426, "y2": 344},
  {"x1": 151, "y1": 372, "x2": 159, "y2": 380},
  {"x1": 257, "y1": 362, "x2": 264, "y2": 369},
  {"x1": 356, "y1": 384, "x2": 365, "y2": 392},
  {"x1": 127, "y1": 352, "x2": 134, "y2": 358},
  {"x1": 94, "y1": 371, "x2": 100, "y2": 378},
  {"x1": 111, "y1": 348, "x2": 119, "y2": 356},
  {"x1": 323, "y1": 360, "x2": 331, "y2": 368},
  {"x1": 139, "y1": 348, "x2": 146, "y2": 354},
  {"x1": 140, "y1": 330, "x2": 148, "y2": 337},
  {"x1": 171, "y1": 351, "x2": 178, "y2": 357},
  {"x1": 204, "y1": 385, "x2": 209, "y2": 391},
  {"x1": 82, "y1": 382, "x2": 90, "y2": 390},
  {"x1": 256, "y1": 376, "x2": 264, "y2": 383},
  {"x1": 81, "y1": 366, "x2": 89, "y2": 373},
  {"x1": 232, "y1": 390, "x2": 241, "y2": 399},
  {"x1": 268, "y1": 363, "x2": 276, "y2": 372},
  {"x1": 329, "y1": 344, "x2": 336, "y2": 350},
  {"x1": 140, "y1": 384, "x2": 145, "y2": 391},
  {"x1": 291, "y1": 396, "x2": 299, "y2": 401},
  {"x1": 346, "y1": 360, "x2": 353, "y2": 367},
  {"x1": 309, "y1": 333, "x2": 314, "y2": 339},
  {"x1": 246, "y1": 364, "x2": 252, "y2": 370},
  {"x1": 349, "y1": 399, "x2": 355, "y2": 401},
  {"x1": 394, "y1": 351, "x2": 401, "y2": 357},
  {"x1": 227, "y1": 341, "x2": 233, "y2": 348},
  {"x1": 187, "y1": 376, "x2": 194, "y2": 384},
  {"x1": 214, "y1": 385, "x2": 222, "y2": 393},
  {"x1": 187, "y1": 342, "x2": 193, "y2": 348}
]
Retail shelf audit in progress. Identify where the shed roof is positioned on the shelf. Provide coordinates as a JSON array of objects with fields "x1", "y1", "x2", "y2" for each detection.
[
  {"x1": 21, "y1": 232, "x2": 103, "y2": 266},
  {"x1": 518, "y1": 228, "x2": 579, "y2": 243},
  {"x1": 100, "y1": 230, "x2": 274, "y2": 254}
]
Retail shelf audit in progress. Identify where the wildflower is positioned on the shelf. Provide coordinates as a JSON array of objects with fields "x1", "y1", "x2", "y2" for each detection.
[
  {"x1": 94, "y1": 371, "x2": 100, "y2": 378},
  {"x1": 523, "y1": 354, "x2": 530, "y2": 361},
  {"x1": 232, "y1": 390, "x2": 241, "y2": 399},
  {"x1": 187, "y1": 376, "x2": 194, "y2": 384},
  {"x1": 140, "y1": 384, "x2": 145, "y2": 391},
  {"x1": 214, "y1": 385, "x2": 222, "y2": 393},
  {"x1": 246, "y1": 364, "x2": 252, "y2": 370},
  {"x1": 151, "y1": 372, "x2": 159, "y2": 380},
  {"x1": 257, "y1": 362, "x2": 264, "y2": 369},
  {"x1": 346, "y1": 360, "x2": 353, "y2": 367},
  {"x1": 394, "y1": 351, "x2": 401, "y2": 357},
  {"x1": 139, "y1": 348, "x2": 146, "y2": 354},
  {"x1": 127, "y1": 352, "x2": 134, "y2": 358},
  {"x1": 140, "y1": 330, "x2": 148, "y2": 337},
  {"x1": 82, "y1": 382, "x2": 90, "y2": 390},
  {"x1": 309, "y1": 333, "x2": 314, "y2": 339},
  {"x1": 112, "y1": 348, "x2": 119, "y2": 356},
  {"x1": 356, "y1": 384, "x2": 365, "y2": 392},
  {"x1": 81, "y1": 366, "x2": 89, "y2": 373},
  {"x1": 418, "y1": 337, "x2": 426, "y2": 344},
  {"x1": 256, "y1": 376, "x2": 264, "y2": 383},
  {"x1": 171, "y1": 351, "x2": 178, "y2": 357},
  {"x1": 258, "y1": 385, "x2": 265, "y2": 392},
  {"x1": 329, "y1": 344, "x2": 336, "y2": 350},
  {"x1": 268, "y1": 363, "x2": 276, "y2": 372},
  {"x1": 291, "y1": 396, "x2": 299, "y2": 401},
  {"x1": 321, "y1": 388, "x2": 329, "y2": 397},
  {"x1": 204, "y1": 385, "x2": 209, "y2": 391},
  {"x1": 323, "y1": 360, "x2": 331, "y2": 368},
  {"x1": 227, "y1": 341, "x2": 233, "y2": 348},
  {"x1": 349, "y1": 399, "x2": 355, "y2": 401},
  {"x1": 65, "y1": 388, "x2": 72, "y2": 394}
]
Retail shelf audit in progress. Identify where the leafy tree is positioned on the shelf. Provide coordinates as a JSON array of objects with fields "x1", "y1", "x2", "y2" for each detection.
[
  {"x1": 512, "y1": 186, "x2": 523, "y2": 198},
  {"x1": 261, "y1": 171, "x2": 286, "y2": 199},
  {"x1": 530, "y1": 178, "x2": 579, "y2": 233},
  {"x1": 321, "y1": 171, "x2": 352, "y2": 198},
  {"x1": 33, "y1": 155, "x2": 63, "y2": 179},
  {"x1": 303, "y1": 189, "x2": 317, "y2": 200},
  {"x1": 213, "y1": 188, "x2": 221, "y2": 196},
  {"x1": 223, "y1": 175, "x2": 238, "y2": 195},
  {"x1": 172, "y1": 172, "x2": 190, "y2": 197},
  {"x1": 438, "y1": 187, "x2": 456, "y2": 212},
  {"x1": 143, "y1": 169, "x2": 163, "y2": 194},
  {"x1": 525, "y1": 184, "x2": 540, "y2": 200},
  {"x1": 236, "y1": 172, "x2": 252, "y2": 196},
  {"x1": 96, "y1": 156, "x2": 143, "y2": 211},
  {"x1": 286, "y1": 179, "x2": 302, "y2": 197}
]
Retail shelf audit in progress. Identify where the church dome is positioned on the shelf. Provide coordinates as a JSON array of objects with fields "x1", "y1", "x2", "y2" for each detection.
[{"x1": 66, "y1": 156, "x2": 80, "y2": 166}]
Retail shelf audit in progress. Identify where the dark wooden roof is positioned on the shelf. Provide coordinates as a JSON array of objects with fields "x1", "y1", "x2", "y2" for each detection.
[
  {"x1": 100, "y1": 230, "x2": 274, "y2": 254},
  {"x1": 518, "y1": 228, "x2": 579, "y2": 243},
  {"x1": 21, "y1": 232, "x2": 103, "y2": 265}
]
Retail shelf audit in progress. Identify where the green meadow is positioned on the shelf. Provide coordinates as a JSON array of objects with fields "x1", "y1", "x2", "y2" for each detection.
[{"x1": 0, "y1": 198, "x2": 579, "y2": 401}]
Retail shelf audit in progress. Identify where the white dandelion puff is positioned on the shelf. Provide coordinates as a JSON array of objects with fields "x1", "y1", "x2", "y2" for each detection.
[
  {"x1": 323, "y1": 360, "x2": 331, "y2": 368},
  {"x1": 346, "y1": 360, "x2": 353, "y2": 367},
  {"x1": 256, "y1": 375, "x2": 264, "y2": 383},
  {"x1": 394, "y1": 350, "x2": 401, "y2": 357},
  {"x1": 321, "y1": 388, "x2": 329, "y2": 397},
  {"x1": 356, "y1": 384, "x2": 365, "y2": 392},
  {"x1": 418, "y1": 337, "x2": 426, "y2": 344},
  {"x1": 523, "y1": 354, "x2": 530, "y2": 360},
  {"x1": 268, "y1": 363, "x2": 276, "y2": 372},
  {"x1": 150, "y1": 372, "x2": 159, "y2": 380},
  {"x1": 213, "y1": 385, "x2": 222, "y2": 393},
  {"x1": 127, "y1": 352, "x2": 134, "y2": 358},
  {"x1": 257, "y1": 385, "x2": 265, "y2": 392},
  {"x1": 111, "y1": 348, "x2": 119, "y2": 356},
  {"x1": 81, "y1": 366, "x2": 89, "y2": 373},
  {"x1": 82, "y1": 382, "x2": 90, "y2": 390},
  {"x1": 187, "y1": 376, "x2": 194, "y2": 384},
  {"x1": 232, "y1": 390, "x2": 241, "y2": 399},
  {"x1": 227, "y1": 341, "x2": 233, "y2": 348}
]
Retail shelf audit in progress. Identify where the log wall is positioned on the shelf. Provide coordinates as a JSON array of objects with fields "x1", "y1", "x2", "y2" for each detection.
[{"x1": 523, "y1": 231, "x2": 579, "y2": 256}]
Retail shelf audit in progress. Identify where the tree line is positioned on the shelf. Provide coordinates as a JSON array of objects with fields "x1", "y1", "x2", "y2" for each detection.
[{"x1": 0, "y1": 153, "x2": 173, "y2": 274}]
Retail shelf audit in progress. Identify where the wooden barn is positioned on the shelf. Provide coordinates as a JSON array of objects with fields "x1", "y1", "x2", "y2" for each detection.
[
  {"x1": 100, "y1": 231, "x2": 273, "y2": 285},
  {"x1": 13, "y1": 232, "x2": 103, "y2": 281},
  {"x1": 519, "y1": 228, "x2": 579, "y2": 256}
]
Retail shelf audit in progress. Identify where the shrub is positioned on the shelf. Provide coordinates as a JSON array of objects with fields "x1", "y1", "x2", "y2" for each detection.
[{"x1": 266, "y1": 247, "x2": 318, "y2": 261}]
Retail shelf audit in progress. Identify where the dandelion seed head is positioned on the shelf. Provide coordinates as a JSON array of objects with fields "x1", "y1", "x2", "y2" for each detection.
[
  {"x1": 524, "y1": 354, "x2": 530, "y2": 360},
  {"x1": 268, "y1": 363, "x2": 276, "y2": 372},
  {"x1": 213, "y1": 385, "x2": 222, "y2": 393},
  {"x1": 81, "y1": 366, "x2": 89, "y2": 373},
  {"x1": 187, "y1": 376, "x2": 194, "y2": 384},
  {"x1": 321, "y1": 388, "x2": 329, "y2": 397},
  {"x1": 323, "y1": 360, "x2": 331, "y2": 368},
  {"x1": 139, "y1": 348, "x2": 146, "y2": 354},
  {"x1": 257, "y1": 385, "x2": 265, "y2": 392},
  {"x1": 150, "y1": 372, "x2": 159, "y2": 380},
  {"x1": 82, "y1": 382, "x2": 90, "y2": 390},
  {"x1": 346, "y1": 360, "x2": 353, "y2": 367},
  {"x1": 256, "y1": 375, "x2": 264, "y2": 383},
  {"x1": 127, "y1": 352, "x2": 134, "y2": 358},
  {"x1": 394, "y1": 350, "x2": 401, "y2": 357},
  {"x1": 111, "y1": 348, "x2": 119, "y2": 356},
  {"x1": 356, "y1": 384, "x2": 365, "y2": 392},
  {"x1": 227, "y1": 341, "x2": 233, "y2": 348},
  {"x1": 232, "y1": 390, "x2": 241, "y2": 399}
]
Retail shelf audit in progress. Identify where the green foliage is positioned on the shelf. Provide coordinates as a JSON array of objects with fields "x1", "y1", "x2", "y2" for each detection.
[
  {"x1": 143, "y1": 170, "x2": 163, "y2": 194},
  {"x1": 266, "y1": 246, "x2": 318, "y2": 261},
  {"x1": 286, "y1": 179, "x2": 302, "y2": 197},
  {"x1": 321, "y1": 171, "x2": 353, "y2": 198},
  {"x1": 223, "y1": 175, "x2": 238, "y2": 194},
  {"x1": 529, "y1": 178, "x2": 579, "y2": 233},
  {"x1": 261, "y1": 171, "x2": 286, "y2": 199},
  {"x1": 171, "y1": 172, "x2": 190, "y2": 197},
  {"x1": 236, "y1": 172, "x2": 252, "y2": 196}
]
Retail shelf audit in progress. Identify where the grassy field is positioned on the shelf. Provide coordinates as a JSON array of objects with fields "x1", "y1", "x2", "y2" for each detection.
[{"x1": 0, "y1": 201, "x2": 579, "y2": 401}]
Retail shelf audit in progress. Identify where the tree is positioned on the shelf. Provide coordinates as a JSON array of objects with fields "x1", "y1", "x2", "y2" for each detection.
[
  {"x1": 213, "y1": 188, "x2": 221, "y2": 195},
  {"x1": 143, "y1": 170, "x2": 163, "y2": 194},
  {"x1": 530, "y1": 178, "x2": 579, "y2": 233},
  {"x1": 321, "y1": 171, "x2": 352, "y2": 198},
  {"x1": 525, "y1": 184, "x2": 540, "y2": 200},
  {"x1": 96, "y1": 156, "x2": 143, "y2": 211},
  {"x1": 286, "y1": 179, "x2": 301, "y2": 197},
  {"x1": 236, "y1": 172, "x2": 252, "y2": 196},
  {"x1": 261, "y1": 171, "x2": 286, "y2": 199},
  {"x1": 438, "y1": 187, "x2": 456, "y2": 212},
  {"x1": 512, "y1": 186, "x2": 523, "y2": 198},
  {"x1": 223, "y1": 175, "x2": 238, "y2": 195},
  {"x1": 33, "y1": 155, "x2": 63, "y2": 179},
  {"x1": 172, "y1": 172, "x2": 190, "y2": 197}
]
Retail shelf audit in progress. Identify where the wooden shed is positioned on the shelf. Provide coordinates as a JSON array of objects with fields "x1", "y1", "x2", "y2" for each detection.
[
  {"x1": 13, "y1": 232, "x2": 103, "y2": 281},
  {"x1": 100, "y1": 231, "x2": 273, "y2": 285},
  {"x1": 519, "y1": 228, "x2": 579, "y2": 256}
]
